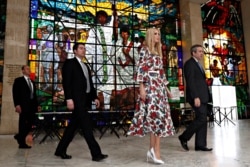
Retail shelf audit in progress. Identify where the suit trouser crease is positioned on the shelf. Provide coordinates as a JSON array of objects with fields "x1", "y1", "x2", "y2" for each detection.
[
  {"x1": 18, "y1": 113, "x2": 33, "y2": 145},
  {"x1": 55, "y1": 110, "x2": 102, "y2": 157},
  {"x1": 180, "y1": 103, "x2": 208, "y2": 147}
]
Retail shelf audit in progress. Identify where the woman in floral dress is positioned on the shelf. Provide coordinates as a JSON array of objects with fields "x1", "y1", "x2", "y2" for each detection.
[{"x1": 127, "y1": 28, "x2": 175, "y2": 164}]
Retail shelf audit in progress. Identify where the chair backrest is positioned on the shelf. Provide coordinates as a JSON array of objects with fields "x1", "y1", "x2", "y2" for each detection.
[{"x1": 184, "y1": 103, "x2": 192, "y2": 109}]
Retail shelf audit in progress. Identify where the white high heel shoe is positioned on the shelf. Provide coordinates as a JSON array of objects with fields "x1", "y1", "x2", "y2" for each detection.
[
  {"x1": 147, "y1": 148, "x2": 164, "y2": 164},
  {"x1": 147, "y1": 150, "x2": 153, "y2": 162}
]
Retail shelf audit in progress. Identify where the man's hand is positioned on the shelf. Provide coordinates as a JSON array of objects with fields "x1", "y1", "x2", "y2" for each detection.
[
  {"x1": 37, "y1": 106, "x2": 42, "y2": 112},
  {"x1": 95, "y1": 99, "x2": 100, "y2": 108},
  {"x1": 66, "y1": 99, "x2": 74, "y2": 110},
  {"x1": 15, "y1": 105, "x2": 22, "y2": 114},
  {"x1": 194, "y1": 98, "x2": 201, "y2": 107}
]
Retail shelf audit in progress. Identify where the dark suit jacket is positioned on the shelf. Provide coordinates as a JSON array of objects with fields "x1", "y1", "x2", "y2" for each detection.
[
  {"x1": 184, "y1": 57, "x2": 209, "y2": 104},
  {"x1": 12, "y1": 76, "x2": 38, "y2": 113},
  {"x1": 62, "y1": 57, "x2": 97, "y2": 112}
]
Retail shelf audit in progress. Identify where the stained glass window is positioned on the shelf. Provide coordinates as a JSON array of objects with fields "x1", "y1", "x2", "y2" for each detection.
[
  {"x1": 28, "y1": 0, "x2": 183, "y2": 112},
  {"x1": 201, "y1": 0, "x2": 249, "y2": 118}
]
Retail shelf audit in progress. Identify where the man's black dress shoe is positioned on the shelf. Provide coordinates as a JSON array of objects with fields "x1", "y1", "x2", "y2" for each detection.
[
  {"x1": 178, "y1": 136, "x2": 189, "y2": 151},
  {"x1": 14, "y1": 134, "x2": 18, "y2": 140},
  {"x1": 14, "y1": 134, "x2": 21, "y2": 144},
  {"x1": 92, "y1": 154, "x2": 108, "y2": 162},
  {"x1": 54, "y1": 152, "x2": 72, "y2": 159},
  {"x1": 195, "y1": 147, "x2": 213, "y2": 151},
  {"x1": 19, "y1": 144, "x2": 31, "y2": 149}
]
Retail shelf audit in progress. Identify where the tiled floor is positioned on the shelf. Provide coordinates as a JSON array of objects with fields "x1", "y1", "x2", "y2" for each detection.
[{"x1": 0, "y1": 120, "x2": 250, "y2": 167}]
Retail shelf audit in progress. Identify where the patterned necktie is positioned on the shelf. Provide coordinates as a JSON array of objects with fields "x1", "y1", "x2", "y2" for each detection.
[
  {"x1": 81, "y1": 61, "x2": 90, "y2": 93},
  {"x1": 27, "y1": 78, "x2": 33, "y2": 99}
]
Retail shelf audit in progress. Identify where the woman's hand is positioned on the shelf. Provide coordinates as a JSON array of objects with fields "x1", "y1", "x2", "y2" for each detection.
[
  {"x1": 139, "y1": 83, "x2": 146, "y2": 101},
  {"x1": 167, "y1": 91, "x2": 173, "y2": 99},
  {"x1": 166, "y1": 87, "x2": 173, "y2": 98}
]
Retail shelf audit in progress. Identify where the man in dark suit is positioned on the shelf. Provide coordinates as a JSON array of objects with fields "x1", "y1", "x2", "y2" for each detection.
[
  {"x1": 12, "y1": 65, "x2": 39, "y2": 149},
  {"x1": 54, "y1": 43, "x2": 108, "y2": 161},
  {"x1": 178, "y1": 44, "x2": 212, "y2": 152}
]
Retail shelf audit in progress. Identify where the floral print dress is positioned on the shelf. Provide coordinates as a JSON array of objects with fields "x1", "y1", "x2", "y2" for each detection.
[{"x1": 127, "y1": 47, "x2": 175, "y2": 137}]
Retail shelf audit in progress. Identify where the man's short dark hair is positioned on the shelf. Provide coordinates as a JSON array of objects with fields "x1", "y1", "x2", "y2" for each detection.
[
  {"x1": 73, "y1": 42, "x2": 85, "y2": 51},
  {"x1": 190, "y1": 44, "x2": 203, "y2": 55}
]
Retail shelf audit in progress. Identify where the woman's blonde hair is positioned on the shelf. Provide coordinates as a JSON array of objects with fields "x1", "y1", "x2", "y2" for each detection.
[{"x1": 145, "y1": 28, "x2": 162, "y2": 58}]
